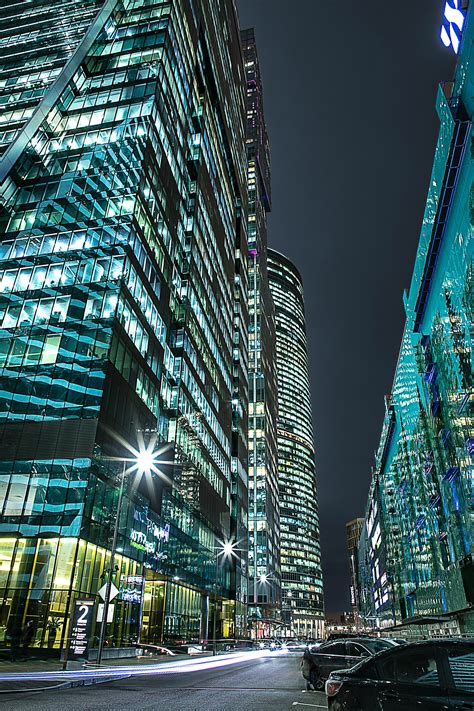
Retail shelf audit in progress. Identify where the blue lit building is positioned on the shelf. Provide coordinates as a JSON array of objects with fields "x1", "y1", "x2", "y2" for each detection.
[
  {"x1": 0, "y1": 0, "x2": 104, "y2": 158},
  {"x1": 0, "y1": 0, "x2": 248, "y2": 653},
  {"x1": 358, "y1": 3, "x2": 473, "y2": 635}
]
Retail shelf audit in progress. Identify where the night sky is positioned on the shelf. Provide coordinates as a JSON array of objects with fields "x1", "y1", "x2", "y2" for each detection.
[{"x1": 236, "y1": 0, "x2": 455, "y2": 612}]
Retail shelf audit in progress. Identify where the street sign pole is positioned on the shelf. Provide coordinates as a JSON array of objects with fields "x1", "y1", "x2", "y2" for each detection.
[
  {"x1": 97, "y1": 460, "x2": 126, "y2": 665},
  {"x1": 212, "y1": 555, "x2": 218, "y2": 656}
]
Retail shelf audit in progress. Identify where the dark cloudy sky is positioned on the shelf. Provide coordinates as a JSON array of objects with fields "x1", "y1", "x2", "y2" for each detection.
[{"x1": 236, "y1": 0, "x2": 455, "y2": 612}]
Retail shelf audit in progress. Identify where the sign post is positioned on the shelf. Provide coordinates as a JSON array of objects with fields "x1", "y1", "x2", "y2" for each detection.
[
  {"x1": 97, "y1": 581, "x2": 118, "y2": 625},
  {"x1": 119, "y1": 573, "x2": 145, "y2": 644},
  {"x1": 67, "y1": 598, "x2": 95, "y2": 665},
  {"x1": 119, "y1": 574, "x2": 144, "y2": 604}
]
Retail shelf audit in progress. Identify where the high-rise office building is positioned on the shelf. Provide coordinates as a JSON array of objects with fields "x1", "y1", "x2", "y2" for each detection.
[
  {"x1": 268, "y1": 249, "x2": 324, "y2": 638},
  {"x1": 241, "y1": 28, "x2": 280, "y2": 633},
  {"x1": 0, "y1": 0, "x2": 104, "y2": 158},
  {"x1": 357, "y1": 5, "x2": 473, "y2": 635},
  {"x1": 346, "y1": 518, "x2": 364, "y2": 624},
  {"x1": 0, "y1": 0, "x2": 248, "y2": 653}
]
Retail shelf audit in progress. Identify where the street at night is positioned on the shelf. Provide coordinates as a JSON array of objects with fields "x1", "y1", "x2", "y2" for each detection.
[
  {"x1": 4, "y1": 653, "x2": 328, "y2": 711},
  {"x1": 0, "y1": 0, "x2": 473, "y2": 708}
]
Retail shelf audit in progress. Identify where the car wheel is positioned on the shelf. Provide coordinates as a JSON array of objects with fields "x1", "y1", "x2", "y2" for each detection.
[{"x1": 310, "y1": 667, "x2": 324, "y2": 691}]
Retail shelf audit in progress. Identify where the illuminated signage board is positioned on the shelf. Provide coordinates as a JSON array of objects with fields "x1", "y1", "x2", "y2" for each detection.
[
  {"x1": 130, "y1": 507, "x2": 170, "y2": 563},
  {"x1": 440, "y1": 1, "x2": 466, "y2": 54},
  {"x1": 68, "y1": 598, "x2": 94, "y2": 660},
  {"x1": 130, "y1": 522, "x2": 170, "y2": 551},
  {"x1": 120, "y1": 574, "x2": 144, "y2": 604}
]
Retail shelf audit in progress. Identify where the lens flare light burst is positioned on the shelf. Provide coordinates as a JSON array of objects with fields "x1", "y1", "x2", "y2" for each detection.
[{"x1": 101, "y1": 427, "x2": 175, "y2": 486}]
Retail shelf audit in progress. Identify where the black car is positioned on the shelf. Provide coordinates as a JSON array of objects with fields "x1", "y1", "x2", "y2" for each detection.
[
  {"x1": 301, "y1": 637, "x2": 398, "y2": 690},
  {"x1": 325, "y1": 638, "x2": 474, "y2": 709},
  {"x1": 327, "y1": 633, "x2": 361, "y2": 641}
]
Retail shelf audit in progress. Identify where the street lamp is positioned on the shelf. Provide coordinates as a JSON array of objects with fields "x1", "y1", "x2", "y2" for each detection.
[
  {"x1": 222, "y1": 542, "x2": 234, "y2": 557},
  {"x1": 136, "y1": 449, "x2": 156, "y2": 474},
  {"x1": 96, "y1": 445, "x2": 166, "y2": 665},
  {"x1": 212, "y1": 539, "x2": 237, "y2": 656}
]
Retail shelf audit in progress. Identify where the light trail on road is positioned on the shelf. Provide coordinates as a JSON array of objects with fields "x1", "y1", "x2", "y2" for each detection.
[{"x1": 0, "y1": 649, "x2": 289, "y2": 683}]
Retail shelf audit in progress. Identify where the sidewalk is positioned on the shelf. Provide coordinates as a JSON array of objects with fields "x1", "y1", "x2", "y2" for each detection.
[
  {"x1": 0, "y1": 658, "x2": 63, "y2": 674},
  {"x1": 0, "y1": 679, "x2": 71, "y2": 694},
  {"x1": 0, "y1": 646, "x2": 261, "y2": 695},
  {"x1": 0, "y1": 652, "x2": 195, "y2": 674},
  {"x1": 0, "y1": 650, "x2": 214, "y2": 694}
]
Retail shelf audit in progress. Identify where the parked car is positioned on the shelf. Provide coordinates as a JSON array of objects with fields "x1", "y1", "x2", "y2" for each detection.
[
  {"x1": 302, "y1": 637, "x2": 398, "y2": 690},
  {"x1": 256, "y1": 638, "x2": 282, "y2": 650},
  {"x1": 327, "y1": 633, "x2": 361, "y2": 641},
  {"x1": 386, "y1": 637, "x2": 408, "y2": 645},
  {"x1": 325, "y1": 638, "x2": 474, "y2": 709},
  {"x1": 285, "y1": 639, "x2": 307, "y2": 651}
]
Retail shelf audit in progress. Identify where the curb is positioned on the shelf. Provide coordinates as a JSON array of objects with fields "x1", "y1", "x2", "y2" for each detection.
[
  {"x1": 0, "y1": 681, "x2": 71, "y2": 695},
  {"x1": 0, "y1": 673, "x2": 131, "y2": 695}
]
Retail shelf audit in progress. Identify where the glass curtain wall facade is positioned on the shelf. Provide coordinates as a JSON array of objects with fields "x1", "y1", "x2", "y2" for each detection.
[
  {"x1": 240, "y1": 28, "x2": 280, "y2": 635},
  {"x1": 346, "y1": 518, "x2": 364, "y2": 625},
  {"x1": 0, "y1": 0, "x2": 105, "y2": 158},
  {"x1": 358, "y1": 7, "x2": 473, "y2": 635},
  {"x1": 268, "y1": 249, "x2": 324, "y2": 639},
  {"x1": 0, "y1": 0, "x2": 248, "y2": 654}
]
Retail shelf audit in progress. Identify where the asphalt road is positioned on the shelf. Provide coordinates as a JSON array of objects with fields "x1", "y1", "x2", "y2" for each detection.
[{"x1": 4, "y1": 653, "x2": 328, "y2": 710}]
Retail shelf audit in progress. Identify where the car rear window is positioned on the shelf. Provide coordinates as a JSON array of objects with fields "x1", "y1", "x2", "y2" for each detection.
[
  {"x1": 346, "y1": 642, "x2": 368, "y2": 658},
  {"x1": 349, "y1": 657, "x2": 379, "y2": 680},
  {"x1": 322, "y1": 642, "x2": 346, "y2": 655},
  {"x1": 362, "y1": 639, "x2": 396, "y2": 654},
  {"x1": 378, "y1": 649, "x2": 439, "y2": 686},
  {"x1": 447, "y1": 648, "x2": 474, "y2": 694}
]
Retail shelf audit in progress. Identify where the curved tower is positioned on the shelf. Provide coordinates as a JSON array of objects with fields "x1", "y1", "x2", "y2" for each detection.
[{"x1": 267, "y1": 249, "x2": 324, "y2": 638}]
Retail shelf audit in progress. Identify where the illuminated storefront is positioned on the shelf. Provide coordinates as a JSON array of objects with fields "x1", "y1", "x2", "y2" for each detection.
[{"x1": 0, "y1": 542, "x2": 235, "y2": 651}]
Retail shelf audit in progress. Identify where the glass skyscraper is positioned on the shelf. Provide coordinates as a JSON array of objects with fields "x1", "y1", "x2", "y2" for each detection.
[
  {"x1": 0, "y1": 0, "x2": 104, "y2": 159},
  {"x1": 346, "y1": 518, "x2": 364, "y2": 624},
  {"x1": 240, "y1": 28, "x2": 280, "y2": 634},
  {"x1": 357, "y1": 5, "x2": 473, "y2": 636},
  {"x1": 0, "y1": 0, "x2": 249, "y2": 653},
  {"x1": 268, "y1": 249, "x2": 324, "y2": 638}
]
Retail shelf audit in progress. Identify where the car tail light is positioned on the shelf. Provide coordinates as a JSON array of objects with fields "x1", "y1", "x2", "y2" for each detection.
[{"x1": 325, "y1": 680, "x2": 343, "y2": 697}]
